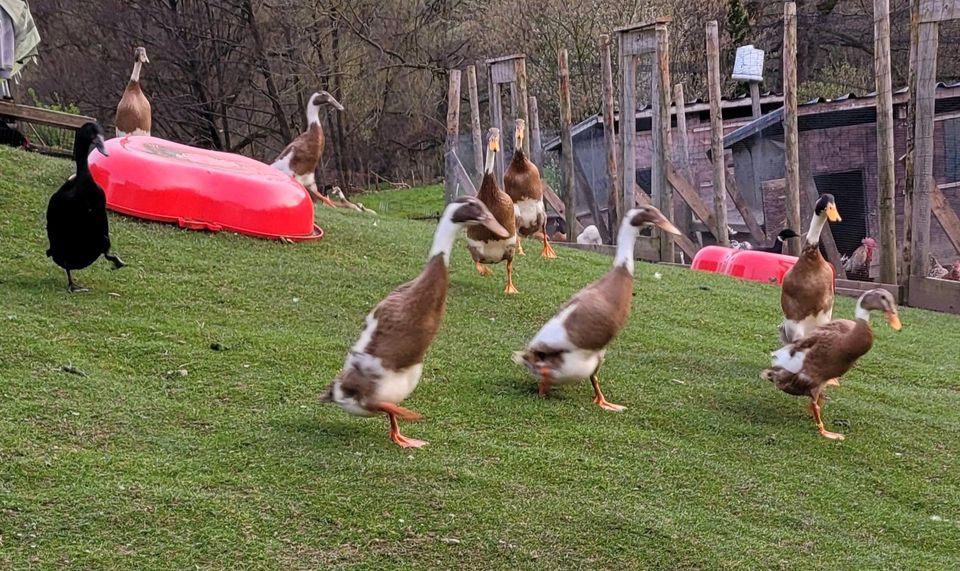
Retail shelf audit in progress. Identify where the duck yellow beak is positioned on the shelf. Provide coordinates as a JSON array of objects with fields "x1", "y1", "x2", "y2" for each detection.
[
  {"x1": 826, "y1": 203, "x2": 842, "y2": 222},
  {"x1": 886, "y1": 312, "x2": 902, "y2": 331}
]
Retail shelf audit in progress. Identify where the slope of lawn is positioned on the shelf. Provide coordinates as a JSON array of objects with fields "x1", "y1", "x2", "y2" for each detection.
[
  {"x1": 1, "y1": 145, "x2": 959, "y2": 570},
  {"x1": 360, "y1": 184, "x2": 444, "y2": 221}
]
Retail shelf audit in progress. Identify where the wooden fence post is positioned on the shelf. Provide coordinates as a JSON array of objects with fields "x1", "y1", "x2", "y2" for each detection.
[
  {"x1": 910, "y1": 9, "x2": 939, "y2": 277},
  {"x1": 783, "y1": 3, "x2": 802, "y2": 257},
  {"x1": 488, "y1": 72, "x2": 505, "y2": 183},
  {"x1": 444, "y1": 69, "x2": 462, "y2": 204},
  {"x1": 559, "y1": 48, "x2": 577, "y2": 239},
  {"x1": 706, "y1": 21, "x2": 729, "y2": 246},
  {"x1": 466, "y1": 65, "x2": 484, "y2": 177},
  {"x1": 902, "y1": 0, "x2": 919, "y2": 288},
  {"x1": 749, "y1": 81, "x2": 762, "y2": 118},
  {"x1": 654, "y1": 24, "x2": 674, "y2": 261},
  {"x1": 515, "y1": 58, "x2": 530, "y2": 157},
  {"x1": 528, "y1": 96, "x2": 543, "y2": 168},
  {"x1": 673, "y1": 84, "x2": 693, "y2": 241},
  {"x1": 874, "y1": 0, "x2": 898, "y2": 284},
  {"x1": 619, "y1": 36, "x2": 637, "y2": 222},
  {"x1": 600, "y1": 34, "x2": 621, "y2": 240}
]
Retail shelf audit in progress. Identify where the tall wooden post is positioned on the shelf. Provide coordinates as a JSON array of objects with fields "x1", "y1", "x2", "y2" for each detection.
[
  {"x1": 444, "y1": 69, "x2": 462, "y2": 204},
  {"x1": 749, "y1": 82, "x2": 762, "y2": 118},
  {"x1": 559, "y1": 48, "x2": 577, "y2": 238},
  {"x1": 488, "y1": 74, "x2": 504, "y2": 182},
  {"x1": 619, "y1": 36, "x2": 637, "y2": 219},
  {"x1": 674, "y1": 83, "x2": 693, "y2": 238},
  {"x1": 706, "y1": 21, "x2": 730, "y2": 246},
  {"x1": 515, "y1": 58, "x2": 530, "y2": 156},
  {"x1": 874, "y1": 0, "x2": 898, "y2": 283},
  {"x1": 902, "y1": 0, "x2": 920, "y2": 287},
  {"x1": 466, "y1": 65, "x2": 484, "y2": 176},
  {"x1": 783, "y1": 3, "x2": 802, "y2": 257},
  {"x1": 600, "y1": 34, "x2": 621, "y2": 239},
  {"x1": 910, "y1": 7, "x2": 940, "y2": 277},
  {"x1": 653, "y1": 24, "x2": 674, "y2": 260},
  {"x1": 528, "y1": 96, "x2": 543, "y2": 168}
]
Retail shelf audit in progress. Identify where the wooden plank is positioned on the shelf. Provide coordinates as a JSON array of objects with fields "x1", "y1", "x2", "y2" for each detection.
[
  {"x1": 875, "y1": 0, "x2": 899, "y2": 284},
  {"x1": 614, "y1": 18, "x2": 673, "y2": 33},
  {"x1": 724, "y1": 167, "x2": 768, "y2": 245},
  {"x1": 558, "y1": 48, "x2": 578, "y2": 241},
  {"x1": 466, "y1": 65, "x2": 484, "y2": 177},
  {"x1": 932, "y1": 184, "x2": 960, "y2": 253},
  {"x1": 514, "y1": 58, "x2": 530, "y2": 157},
  {"x1": 706, "y1": 21, "x2": 730, "y2": 246},
  {"x1": 0, "y1": 100, "x2": 94, "y2": 130},
  {"x1": 749, "y1": 82, "x2": 762, "y2": 118},
  {"x1": 574, "y1": 155, "x2": 609, "y2": 242},
  {"x1": 799, "y1": 160, "x2": 845, "y2": 271},
  {"x1": 911, "y1": 20, "x2": 939, "y2": 277},
  {"x1": 556, "y1": 238, "x2": 662, "y2": 263},
  {"x1": 528, "y1": 96, "x2": 543, "y2": 168},
  {"x1": 673, "y1": 83, "x2": 693, "y2": 238},
  {"x1": 443, "y1": 69, "x2": 462, "y2": 204},
  {"x1": 600, "y1": 34, "x2": 622, "y2": 237},
  {"x1": 490, "y1": 61, "x2": 517, "y2": 83},
  {"x1": 653, "y1": 24, "x2": 673, "y2": 261},
  {"x1": 908, "y1": 276, "x2": 960, "y2": 314},
  {"x1": 666, "y1": 162, "x2": 720, "y2": 238},
  {"x1": 620, "y1": 34, "x2": 638, "y2": 217},
  {"x1": 783, "y1": 2, "x2": 802, "y2": 257},
  {"x1": 920, "y1": 0, "x2": 960, "y2": 22},
  {"x1": 485, "y1": 53, "x2": 526, "y2": 65}
]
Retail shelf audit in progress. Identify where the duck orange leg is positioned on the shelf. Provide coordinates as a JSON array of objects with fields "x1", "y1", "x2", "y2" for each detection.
[
  {"x1": 590, "y1": 374, "x2": 625, "y2": 412},
  {"x1": 537, "y1": 366, "x2": 553, "y2": 397},
  {"x1": 374, "y1": 402, "x2": 427, "y2": 448},
  {"x1": 516, "y1": 237, "x2": 526, "y2": 256},
  {"x1": 541, "y1": 225, "x2": 558, "y2": 259},
  {"x1": 475, "y1": 260, "x2": 493, "y2": 276},
  {"x1": 504, "y1": 259, "x2": 519, "y2": 295},
  {"x1": 809, "y1": 395, "x2": 844, "y2": 441}
]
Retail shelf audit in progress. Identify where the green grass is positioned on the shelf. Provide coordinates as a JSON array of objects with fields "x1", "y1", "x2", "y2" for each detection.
[
  {"x1": 1, "y1": 145, "x2": 959, "y2": 569},
  {"x1": 360, "y1": 184, "x2": 444, "y2": 221}
]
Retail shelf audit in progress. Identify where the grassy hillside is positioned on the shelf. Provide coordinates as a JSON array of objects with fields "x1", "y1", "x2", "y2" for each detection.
[
  {"x1": 360, "y1": 184, "x2": 444, "y2": 221},
  {"x1": 1, "y1": 146, "x2": 959, "y2": 570}
]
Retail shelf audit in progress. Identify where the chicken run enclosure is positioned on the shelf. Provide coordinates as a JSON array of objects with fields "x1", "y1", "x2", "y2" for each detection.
[{"x1": 443, "y1": 1, "x2": 960, "y2": 315}]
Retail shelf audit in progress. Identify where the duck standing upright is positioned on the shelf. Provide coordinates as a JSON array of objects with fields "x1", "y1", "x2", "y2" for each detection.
[
  {"x1": 321, "y1": 196, "x2": 508, "y2": 448},
  {"x1": 513, "y1": 206, "x2": 680, "y2": 410},
  {"x1": 271, "y1": 91, "x2": 344, "y2": 205},
  {"x1": 46, "y1": 123, "x2": 125, "y2": 292},
  {"x1": 115, "y1": 47, "x2": 151, "y2": 137},
  {"x1": 762, "y1": 288, "x2": 901, "y2": 440},
  {"x1": 779, "y1": 194, "x2": 841, "y2": 343},
  {"x1": 467, "y1": 127, "x2": 520, "y2": 294},
  {"x1": 503, "y1": 119, "x2": 557, "y2": 258}
]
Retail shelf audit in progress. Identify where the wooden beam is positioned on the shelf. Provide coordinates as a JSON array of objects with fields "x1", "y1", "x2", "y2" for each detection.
[
  {"x1": 875, "y1": 0, "x2": 899, "y2": 284},
  {"x1": 666, "y1": 162, "x2": 720, "y2": 238},
  {"x1": 800, "y1": 161, "x2": 845, "y2": 271},
  {"x1": 724, "y1": 167, "x2": 769, "y2": 245},
  {"x1": 749, "y1": 82, "x2": 762, "y2": 118},
  {"x1": 558, "y1": 48, "x2": 578, "y2": 241},
  {"x1": 902, "y1": 0, "x2": 920, "y2": 289},
  {"x1": 908, "y1": 276, "x2": 960, "y2": 314},
  {"x1": 466, "y1": 65, "x2": 484, "y2": 177},
  {"x1": 932, "y1": 184, "x2": 960, "y2": 253},
  {"x1": 619, "y1": 34, "x2": 638, "y2": 219},
  {"x1": 911, "y1": 19, "x2": 939, "y2": 277},
  {"x1": 673, "y1": 83, "x2": 694, "y2": 239},
  {"x1": 574, "y1": 155, "x2": 610, "y2": 242},
  {"x1": 0, "y1": 100, "x2": 94, "y2": 130},
  {"x1": 600, "y1": 34, "x2": 622, "y2": 238},
  {"x1": 443, "y1": 69, "x2": 462, "y2": 204},
  {"x1": 783, "y1": 2, "x2": 802, "y2": 256},
  {"x1": 514, "y1": 58, "x2": 530, "y2": 157},
  {"x1": 653, "y1": 23, "x2": 674, "y2": 262},
  {"x1": 919, "y1": 0, "x2": 960, "y2": 22},
  {"x1": 542, "y1": 181, "x2": 584, "y2": 235},
  {"x1": 706, "y1": 21, "x2": 730, "y2": 246}
]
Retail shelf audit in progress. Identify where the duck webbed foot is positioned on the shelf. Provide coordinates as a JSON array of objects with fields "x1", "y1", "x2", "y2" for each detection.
[
  {"x1": 376, "y1": 402, "x2": 428, "y2": 449},
  {"x1": 591, "y1": 374, "x2": 625, "y2": 412},
  {"x1": 516, "y1": 238, "x2": 526, "y2": 256},
  {"x1": 104, "y1": 253, "x2": 125, "y2": 269},
  {"x1": 503, "y1": 260, "x2": 519, "y2": 294},
  {"x1": 475, "y1": 261, "x2": 493, "y2": 276},
  {"x1": 809, "y1": 397, "x2": 844, "y2": 440},
  {"x1": 66, "y1": 271, "x2": 89, "y2": 293}
]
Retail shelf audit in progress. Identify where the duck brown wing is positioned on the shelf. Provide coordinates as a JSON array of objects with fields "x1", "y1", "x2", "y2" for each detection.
[{"x1": 561, "y1": 268, "x2": 633, "y2": 351}]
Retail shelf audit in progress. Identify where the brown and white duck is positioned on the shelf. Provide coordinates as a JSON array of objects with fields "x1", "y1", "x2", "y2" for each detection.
[
  {"x1": 762, "y1": 288, "x2": 901, "y2": 440},
  {"x1": 779, "y1": 194, "x2": 842, "y2": 343},
  {"x1": 320, "y1": 196, "x2": 508, "y2": 448},
  {"x1": 467, "y1": 127, "x2": 520, "y2": 294},
  {"x1": 115, "y1": 47, "x2": 151, "y2": 137},
  {"x1": 504, "y1": 119, "x2": 557, "y2": 259},
  {"x1": 271, "y1": 91, "x2": 344, "y2": 206},
  {"x1": 513, "y1": 206, "x2": 680, "y2": 410}
]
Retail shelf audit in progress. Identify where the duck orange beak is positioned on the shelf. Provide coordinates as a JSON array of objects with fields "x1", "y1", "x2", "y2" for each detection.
[
  {"x1": 826, "y1": 203, "x2": 842, "y2": 222},
  {"x1": 886, "y1": 312, "x2": 902, "y2": 331}
]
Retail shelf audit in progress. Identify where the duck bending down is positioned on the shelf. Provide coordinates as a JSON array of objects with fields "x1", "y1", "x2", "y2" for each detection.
[
  {"x1": 46, "y1": 122, "x2": 125, "y2": 292},
  {"x1": 503, "y1": 119, "x2": 557, "y2": 258},
  {"x1": 761, "y1": 288, "x2": 901, "y2": 440},
  {"x1": 271, "y1": 91, "x2": 344, "y2": 206},
  {"x1": 513, "y1": 206, "x2": 680, "y2": 410},
  {"x1": 321, "y1": 196, "x2": 508, "y2": 448},
  {"x1": 779, "y1": 194, "x2": 841, "y2": 344},
  {"x1": 467, "y1": 127, "x2": 520, "y2": 294}
]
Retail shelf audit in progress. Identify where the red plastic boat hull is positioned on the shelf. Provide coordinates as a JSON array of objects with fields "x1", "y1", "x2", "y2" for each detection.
[{"x1": 90, "y1": 136, "x2": 323, "y2": 241}]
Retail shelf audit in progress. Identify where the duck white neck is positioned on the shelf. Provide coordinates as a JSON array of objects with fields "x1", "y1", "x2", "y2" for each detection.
[
  {"x1": 131, "y1": 61, "x2": 143, "y2": 83},
  {"x1": 854, "y1": 295, "x2": 871, "y2": 322},
  {"x1": 614, "y1": 223, "x2": 639, "y2": 275},
  {"x1": 805, "y1": 213, "x2": 827, "y2": 245},
  {"x1": 484, "y1": 146, "x2": 496, "y2": 174},
  {"x1": 306, "y1": 101, "x2": 321, "y2": 126},
  {"x1": 428, "y1": 206, "x2": 462, "y2": 266}
]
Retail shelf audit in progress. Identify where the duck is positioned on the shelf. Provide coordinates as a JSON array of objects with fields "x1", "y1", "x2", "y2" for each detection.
[
  {"x1": 271, "y1": 91, "x2": 344, "y2": 206},
  {"x1": 761, "y1": 288, "x2": 901, "y2": 440},
  {"x1": 779, "y1": 194, "x2": 842, "y2": 344},
  {"x1": 576, "y1": 224, "x2": 602, "y2": 245},
  {"x1": 503, "y1": 119, "x2": 557, "y2": 259},
  {"x1": 320, "y1": 196, "x2": 507, "y2": 448},
  {"x1": 466, "y1": 127, "x2": 520, "y2": 294},
  {"x1": 46, "y1": 122, "x2": 125, "y2": 292},
  {"x1": 115, "y1": 47, "x2": 151, "y2": 137},
  {"x1": 512, "y1": 206, "x2": 681, "y2": 410},
  {"x1": 755, "y1": 229, "x2": 800, "y2": 254}
]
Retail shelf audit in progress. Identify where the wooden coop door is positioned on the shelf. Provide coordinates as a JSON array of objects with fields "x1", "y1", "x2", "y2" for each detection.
[{"x1": 813, "y1": 169, "x2": 868, "y2": 256}]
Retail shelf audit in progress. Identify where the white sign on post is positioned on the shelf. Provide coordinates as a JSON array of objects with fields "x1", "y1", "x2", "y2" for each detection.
[{"x1": 732, "y1": 45, "x2": 765, "y2": 82}]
